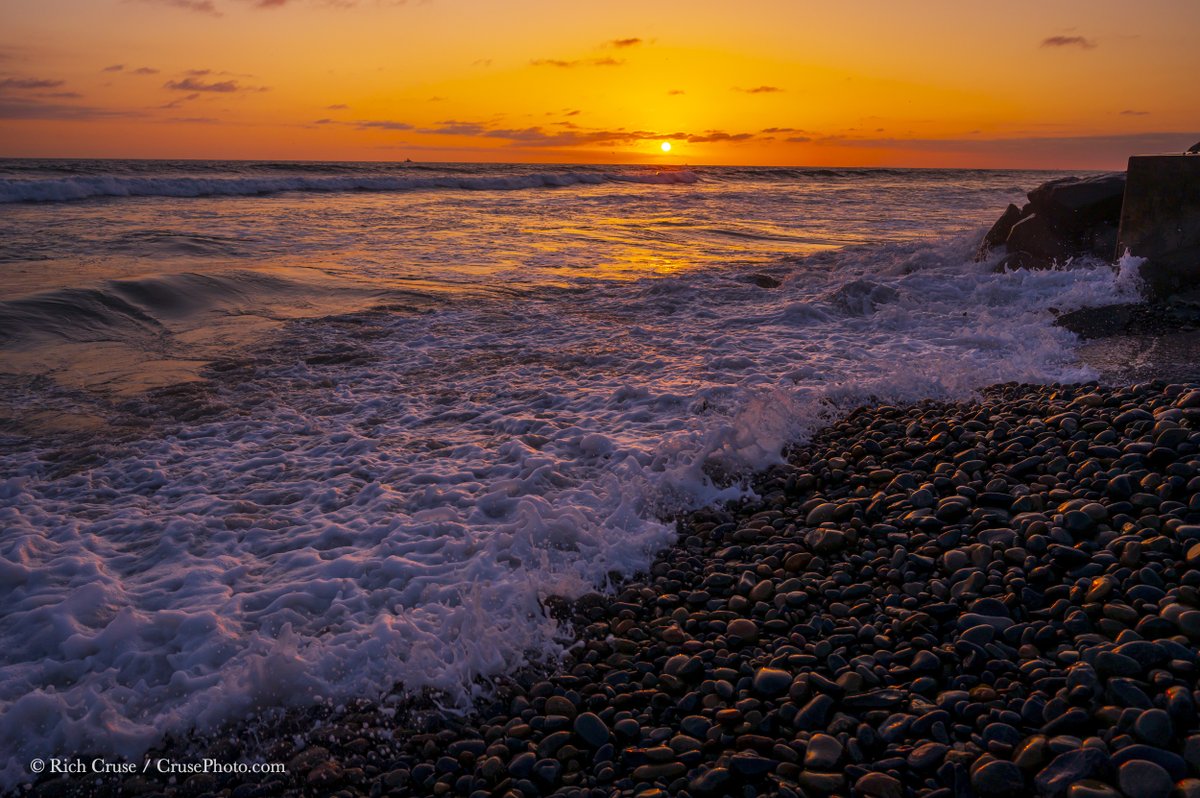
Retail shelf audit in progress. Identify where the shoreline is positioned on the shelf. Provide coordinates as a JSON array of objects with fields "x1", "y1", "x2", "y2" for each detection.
[{"x1": 20, "y1": 378, "x2": 1200, "y2": 798}]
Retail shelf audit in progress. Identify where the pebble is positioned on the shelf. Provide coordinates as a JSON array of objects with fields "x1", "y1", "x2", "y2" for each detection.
[{"x1": 1117, "y1": 759, "x2": 1173, "y2": 798}]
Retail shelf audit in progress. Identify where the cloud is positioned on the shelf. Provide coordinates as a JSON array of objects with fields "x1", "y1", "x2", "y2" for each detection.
[
  {"x1": 683, "y1": 130, "x2": 754, "y2": 143},
  {"x1": 531, "y1": 57, "x2": 624, "y2": 68},
  {"x1": 138, "y1": 0, "x2": 221, "y2": 16},
  {"x1": 354, "y1": 119, "x2": 416, "y2": 130},
  {"x1": 0, "y1": 77, "x2": 66, "y2": 90},
  {"x1": 761, "y1": 127, "x2": 802, "y2": 134},
  {"x1": 163, "y1": 77, "x2": 264, "y2": 92},
  {"x1": 159, "y1": 92, "x2": 200, "y2": 108},
  {"x1": 737, "y1": 85, "x2": 783, "y2": 94},
  {"x1": 608, "y1": 38, "x2": 642, "y2": 48},
  {"x1": 133, "y1": 67, "x2": 160, "y2": 75},
  {"x1": 667, "y1": 89, "x2": 685, "y2": 96},
  {"x1": 786, "y1": 135, "x2": 813, "y2": 143},
  {"x1": 1120, "y1": 109, "x2": 1149, "y2": 116},
  {"x1": 1041, "y1": 35, "x2": 1096, "y2": 49},
  {"x1": 0, "y1": 97, "x2": 144, "y2": 120},
  {"x1": 472, "y1": 59, "x2": 493, "y2": 67},
  {"x1": 793, "y1": 131, "x2": 1196, "y2": 160},
  {"x1": 169, "y1": 116, "x2": 220, "y2": 123},
  {"x1": 102, "y1": 64, "x2": 125, "y2": 72},
  {"x1": 328, "y1": 115, "x2": 763, "y2": 150},
  {"x1": 326, "y1": 103, "x2": 349, "y2": 110}
]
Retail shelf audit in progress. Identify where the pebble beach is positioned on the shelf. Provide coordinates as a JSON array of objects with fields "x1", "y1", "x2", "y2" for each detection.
[{"x1": 27, "y1": 378, "x2": 1200, "y2": 798}]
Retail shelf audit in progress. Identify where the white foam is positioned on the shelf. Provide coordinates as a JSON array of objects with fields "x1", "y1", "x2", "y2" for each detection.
[
  {"x1": 0, "y1": 231, "x2": 1141, "y2": 790},
  {"x1": 0, "y1": 170, "x2": 699, "y2": 203}
]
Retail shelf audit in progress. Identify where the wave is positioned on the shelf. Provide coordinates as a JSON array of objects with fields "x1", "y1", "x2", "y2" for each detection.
[
  {"x1": 0, "y1": 271, "x2": 307, "y2": 344},
  {"x1": 0, "y1": 169, "x2": 700, "y2": 203}
]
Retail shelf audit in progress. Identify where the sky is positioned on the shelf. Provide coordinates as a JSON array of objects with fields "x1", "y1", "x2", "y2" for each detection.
[{"x1": 1, "y1": 0, "x2": 1197, "y2": 168}]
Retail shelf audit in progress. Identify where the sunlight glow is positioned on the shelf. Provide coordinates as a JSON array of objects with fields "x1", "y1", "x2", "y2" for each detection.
[{"x1": 661, "y1": 141, "x2": 672, "y2": 153}]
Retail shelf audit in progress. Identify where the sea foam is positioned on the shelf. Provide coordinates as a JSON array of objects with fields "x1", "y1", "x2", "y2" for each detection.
[{"x1": 0, "y1": 169, "x2": 699, "y2": 203}]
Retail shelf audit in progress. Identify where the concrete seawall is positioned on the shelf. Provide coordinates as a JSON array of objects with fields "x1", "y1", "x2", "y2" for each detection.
[{"x1": 1116, "y1": 154, "x2": 1200, "y2": 297}]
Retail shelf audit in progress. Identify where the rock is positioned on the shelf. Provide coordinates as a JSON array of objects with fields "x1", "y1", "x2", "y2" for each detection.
[
  {"x1": 545, "y1": 695, "x2": 577, "y2": 718},
  {"x1": 806, "y1": 502, "x2": 837, "y2": 525},
  {"x1": 726, "y1": 617, "x2": 759, "y2": 644},
  {"x1": 1035, "y1": 749, "x2": 1110, "y2": 798},
  {"x1": 855, "y1": 771, "x2": 903, "y2": 798},
  {"x1": 574, "y1": 712, "x2": 609, "y2": 747},
  {"x1": 1027, "y1": 173, "x2": 1126, "y2": 232},
  {"x1": 752, "y1": 667, "x2": 792, "y2": 697},
  {"x1": 1007, "y1": 213, "x2": 1073, "y2": 263},
  {"x1": 804, "y1": 734, "x2": 843, "y2": 769},
  {"x1": 979, "y1": 203, "x2": 1025, "y2": 259},
  {"x1": 689, "y1": 767, "x2": 731, "y2": 796},
  {"x1": 1133, "y1": 708, "x2": 1173, "y2": 748},
  {"x1": 1117, "y1": 759, "x2": 1172, "y2": 798},
  {"x1": 972, "y1": 759, "x2": 1026, "y2": 797},
  {"x1": 1117, "y1": 154, "x2": 1200, "y2": 297},
  {"x1": 1066, "y1": 780, "x2": 1121, "y2": 798}
]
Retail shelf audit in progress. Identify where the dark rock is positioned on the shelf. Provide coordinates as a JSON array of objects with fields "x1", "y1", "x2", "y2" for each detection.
[
  {"x1": 752, "y1": 667, "x2": 792, "y2": 697},
  {"x1": 1007, "y1": 213, "x2": 1073, "y2": 263},
  {"x1": 1035, "y1": 749, "x2": 1110, "y2": 798},
  {"x1": 972, "y1": 759, "x2": 1026, "y2": 797},
  {"x1": 1117, "y1": 759, "x2": 1172, "y2": 798},
  {"x1": 574, "y1": 712, "x2": 609, "y2": 748},
  {"x1": 979, "y1": 203, "x2": 1026, "y2": 259},
  {"x1": 804, "y1": 733, "x2": 843, "y2": 769},
  {"x1": 855, "y1": 771, "x2": 903, "y2": 798}
]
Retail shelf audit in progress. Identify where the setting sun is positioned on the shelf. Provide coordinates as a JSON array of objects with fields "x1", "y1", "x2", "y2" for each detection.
[{"x1": 661, "y1": 142, "x2": 672, "y2": 153}]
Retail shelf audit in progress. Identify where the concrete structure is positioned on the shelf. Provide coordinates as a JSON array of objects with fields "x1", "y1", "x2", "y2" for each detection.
[{"x1": 1116, "y1": 154, "x2": 1200, "y2": 298}]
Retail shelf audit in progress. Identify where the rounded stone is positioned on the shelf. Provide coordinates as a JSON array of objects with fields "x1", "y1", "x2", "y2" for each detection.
[
  {"x1": 972, "y1": 759, "x2": 1026, "y2": 797},
  {"x1": 573, "y1": 712, "x2": 609, "y2": 748},
  {"x1": 1133, "y1": 708, "x2": 1173, "y2": 748},
  {"x1": 751, "y1": 667, "x2": 792, "y2": 697},
  {"x1": 1117, "y1": 759, "x2": 1172, "y2": 798},
  {"x1": 726, "y1": 618, "x2": 758, "y2": 644}
]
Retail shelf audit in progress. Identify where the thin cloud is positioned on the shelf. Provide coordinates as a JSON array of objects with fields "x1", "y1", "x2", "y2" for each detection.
[
  {"x1": 530, "y1": 57, "x2": 624, "y2": 68},
  {"x1": 1041, "y1": 35, "x2": 1096, "y2": 49},
  {"x1": 608, "y1": 38, "x2": 642, "y2": 48},
  {"x1": 0, "y1": 97, "x2": 145, "y2": 120},
  {"x1": 0, "y1": 77, "x2": 66, "y2": 90},
  {"x1": 138, "y1": 0, "x2": 221, "y2": 16},
  {"x1": 133, "y1": 67, "x2": 160, "y2": 75},
  {"x1": 472, "y1": 59, "x2": 493, "y2": 67},
  {"x1": 163, "y1": 77, "x2": 264, "y2": 92},
  {"x1": 326, "y1": 103, "x2": 349, "y2": 110},
  {"x1": 354, "y1": 119, "x2": 416, "y2": 130},
  {"x1": 331, "y1": 116, "x2": 761, "y2": 150},
  {"x1": 667, "y1": 89, "x2": 685, "y2": 96},
  {"x1": 1120, "y1": 109, "x2": 1149, "y2": 116},
  {"x1": 761, "y1": 127, "x2": 802, "y2": 134},
  {"x1": 102, "y1": 64, "x2": 125, "y2": 73},
  {"x1": 684, "y1": 131, "x2": 754, "y2": 143},
  {"x1": 737, "y1": 85, "x2": 783, "y2": 94}
]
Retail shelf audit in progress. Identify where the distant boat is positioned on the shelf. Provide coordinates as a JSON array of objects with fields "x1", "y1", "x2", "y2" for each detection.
[{"x1": 404, "y1": 158, "x2": 413, "y2": 163}]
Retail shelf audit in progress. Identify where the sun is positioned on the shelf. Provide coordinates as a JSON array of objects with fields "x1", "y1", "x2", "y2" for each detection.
[{"x1": 660, "y1": 141, "x2": 672, "y2": 153}]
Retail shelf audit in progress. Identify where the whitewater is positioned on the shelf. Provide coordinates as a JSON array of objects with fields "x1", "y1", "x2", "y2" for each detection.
[{"x1": 0, "y1": 160, "x2": 1144, "y2": 789}]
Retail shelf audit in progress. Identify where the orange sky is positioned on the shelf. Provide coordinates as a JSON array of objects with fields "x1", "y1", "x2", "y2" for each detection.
[{"x1": 1, "y1": 0, "x2": 1197, "y2": 168}]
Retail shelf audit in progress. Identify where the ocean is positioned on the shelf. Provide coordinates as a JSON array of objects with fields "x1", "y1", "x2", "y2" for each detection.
[{"x1": 0, "y1": 159, "x2": 1144, "y2": 786}]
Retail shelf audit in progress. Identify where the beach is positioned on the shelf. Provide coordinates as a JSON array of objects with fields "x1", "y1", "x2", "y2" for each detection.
[{"x1": 1, "y1": 162, "x2": 1196, "y2": 796}]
